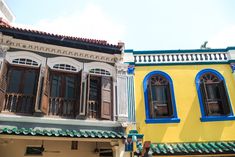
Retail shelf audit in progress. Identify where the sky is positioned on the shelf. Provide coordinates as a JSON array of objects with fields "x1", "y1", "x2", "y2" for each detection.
[{"x1": 4, "y1": 0, "x2": 235, "y2": 50}]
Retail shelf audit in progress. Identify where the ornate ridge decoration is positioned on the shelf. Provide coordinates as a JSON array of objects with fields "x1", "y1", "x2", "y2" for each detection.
[{"x1": 0, "y1": 35, "x2": 121, "y2": 63}]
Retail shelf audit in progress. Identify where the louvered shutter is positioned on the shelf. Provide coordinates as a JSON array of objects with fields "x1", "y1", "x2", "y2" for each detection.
[
  {"x1": 200, "y1": 82, "x2": 209, "y2": 115},
  {"x1": 0, "y1": 60, "x2": 8, "y2": 111},
  {"x1": 218, "y1": 81, "x2": 231, "y2": 115},
  {"x1": 101, "y1": 76, "x2": 112, "y2": 120},
  {"x1": 41, "y1": 65, "x2": 50, "y2": 114}
]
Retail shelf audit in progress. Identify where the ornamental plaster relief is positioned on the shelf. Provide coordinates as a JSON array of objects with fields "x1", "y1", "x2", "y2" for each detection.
[
  {"x1": 5, "y1": 51, "x2": 46, "y2": 67},
  {"x1": 0, "y1": 34, "x2": 121, "y2": 63}
]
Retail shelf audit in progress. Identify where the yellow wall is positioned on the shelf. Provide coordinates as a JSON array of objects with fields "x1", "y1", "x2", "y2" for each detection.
[{"x1": 134, "y1": 64, "x2": 235, "y2": 143}]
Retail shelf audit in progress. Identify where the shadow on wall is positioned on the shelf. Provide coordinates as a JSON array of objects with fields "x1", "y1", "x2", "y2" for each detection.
[
  {"x1": 179, "y1": 89, "x2": 234, "y2": 142},
  {"x1": 136, "y1": 89, "x2": 180, "y2": 142}
]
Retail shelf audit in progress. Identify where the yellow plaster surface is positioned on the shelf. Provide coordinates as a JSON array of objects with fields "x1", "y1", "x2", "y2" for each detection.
[{"x1": 134, "y1": 64, "x2": 235, "y2": 143}]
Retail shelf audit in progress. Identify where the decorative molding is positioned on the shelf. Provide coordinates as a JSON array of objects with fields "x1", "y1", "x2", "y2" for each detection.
[
  {"x1": 0, "y1": 35, "x2": 119, "y2": 63},
  {"x1": 115, "y1": 63, "x2": 128, "y2": 76},
  {"x1": 134, "y1": 52, "x2": 228, "y2": 65},
  {"x1": 0, "y1": 45, "x2": 9, "y2": 58},
  {"x1": 5, "y1": 51, "x2": 46, "y2": 67},
  {"x1": 84, "y1": 62, "x2": 115, "y2": 76},
  {"x1": 47, "y1": 56, "x2": 83, "y2": 72}
]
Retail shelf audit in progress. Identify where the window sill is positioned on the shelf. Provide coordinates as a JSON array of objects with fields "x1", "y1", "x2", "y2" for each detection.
[
  {"x1": 145, "y1": 117, "x2": 180, "y2": 124},
  {"x1": 200, "y1": 115, "x2": 235, "y2": 122}
]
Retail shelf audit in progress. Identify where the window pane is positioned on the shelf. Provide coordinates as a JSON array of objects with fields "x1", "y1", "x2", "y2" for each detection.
[
  {"x1": 65, "y1": 76, "x2": 75, "y2": 98},
  {"x1": 7, "y1": 69, "x2": 22, "y2": 93},
  {"x1": 151, "y1": 85, "x2": 167, "y2": 103},
  {"x1": 23, "y1": 70, "x2": 37, "y2": 94},
  {"x1": 206, "y1": 84, "x2": 220, "y2": 100},
  {"x1": 89, "y1": 79, "x2": 99, "y2": 101},
  {"x1": 51, "y1": 75, "x2": 62, "y2": 97}
]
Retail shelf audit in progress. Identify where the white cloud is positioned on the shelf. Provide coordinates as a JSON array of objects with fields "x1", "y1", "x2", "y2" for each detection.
[
  {"x1": 12, "y1": 4, "x2": 126, "y2": 45},
  {"x1": 208, "y1": 25, "x2": 235, "y2": 48}
]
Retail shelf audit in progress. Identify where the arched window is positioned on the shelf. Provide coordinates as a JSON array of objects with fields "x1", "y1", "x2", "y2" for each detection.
[
  {"x1": 143, "y1": 71, "x2": 179, "y2": 123},
  {"x1": 53, "y1": 64, "x2": 77, "y2": 72},
  {"x1": 12, "y1": 58, "x2": 39, "y2": 66},
  {"x1": 196, "y1": 69, "x2": 235, "y2": 121}
]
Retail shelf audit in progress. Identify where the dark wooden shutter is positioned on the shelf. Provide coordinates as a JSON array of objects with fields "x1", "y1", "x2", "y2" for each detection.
[
  {"x1": 75, "y1": 71, "x2": 82, "y2": 116},
  {"x1": 41, "y1": 65, "x2": 50, "y2": 114},
  {"x1": 34, "y1": 65, "x2": 43, "y2": 112},
  {"x1": 218, "y1": 81, "x2": 231, "y2": 115},
  {"x1": 86, "y1": 74, "x2": 91, "y2": 116},
  {"x1": 0, "y1": 60, "x2": 8, "y2": 112},
  {"x1": 200, "y1": 82, "x2": 209, "y2": 115},
  {"x1": 148, "y1": 82, "x2": 154, "y2": 118},
  {"x1": 101, "y1": 76, "x2": 112, "y2": 120},
  {"x1": 166, "y1": 83, "x2": 173, "y2": 117},
  {"x1": 78, "y1": 71, "x2": 86, "y2": 116}
]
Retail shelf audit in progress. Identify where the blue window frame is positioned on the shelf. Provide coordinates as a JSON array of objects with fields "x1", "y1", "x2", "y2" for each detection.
[
  {"x1": 143, "y1": 71, "x2": 180, "y2": 123},
  {"x1": 195, "y1": 69, "x2": 235, "y2": 122}
]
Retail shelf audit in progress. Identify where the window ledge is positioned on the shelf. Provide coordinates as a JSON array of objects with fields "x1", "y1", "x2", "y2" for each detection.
[
  {"x1": 200, "y1": 115, "x2": 235, "y2": 122},
  {"x1": 145, "y1": 117, "x2": 180, "y2": 124}
]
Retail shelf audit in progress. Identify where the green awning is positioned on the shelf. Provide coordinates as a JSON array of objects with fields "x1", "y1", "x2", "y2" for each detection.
[
  {"x1": 0, "y1": 127, "x2": 125, "y2": 139},
  {"x1": 139, "y1": 142, "x2": 235, "y2": 156}
]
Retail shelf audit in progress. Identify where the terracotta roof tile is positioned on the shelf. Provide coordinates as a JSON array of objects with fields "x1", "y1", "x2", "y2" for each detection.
[{"x1": 0, "y1": 18, "x2": 122, "y2": 49}]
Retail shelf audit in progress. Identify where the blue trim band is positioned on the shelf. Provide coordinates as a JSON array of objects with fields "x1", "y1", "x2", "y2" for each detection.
[
  {"x1": 143, "y1": 71, "x2": 180, "y2": 124},
  {"x1": 200, "y1": 115, "x2": 235, "y2": 122},
  {"x1": 195, "y1": 69, "x2": 235, "y2": 122},
  {"x1": 145, "y1": 118, "x2": 180, "y2": 124}
]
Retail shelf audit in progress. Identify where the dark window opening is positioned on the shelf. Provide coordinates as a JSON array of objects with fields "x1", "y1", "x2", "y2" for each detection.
[
  {"x1": 4, "y1": 66, "x2": 39, "y2": 114},
  {"x1": 25, "y1": 147, "x2": 43, "y2": 156},
  {"x1": 200, "y1": 73, "x2": 231, "y2": 116},
  {"x1": 99, "y1": 149, "x2": 113, "y2": 157},
  {"x1": 148, "y1": 74, "x2": 173, "y2": 118},
  {"x1": 48, "y1": 71, "x2": 78, "y2": 118}
]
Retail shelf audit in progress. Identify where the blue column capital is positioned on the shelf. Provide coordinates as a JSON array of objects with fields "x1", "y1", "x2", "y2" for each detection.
[
  {"x1": 230, "y1": 63, "x2": 235, "y2": 73},
  {"x1": 127, "y1": 65, "x2": 135, "y2": 75}
]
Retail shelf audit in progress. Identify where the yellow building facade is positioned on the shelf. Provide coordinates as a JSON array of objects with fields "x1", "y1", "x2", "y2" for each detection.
[{"x1": 124, "y1": 48, "x2": 235, "y2": 156}]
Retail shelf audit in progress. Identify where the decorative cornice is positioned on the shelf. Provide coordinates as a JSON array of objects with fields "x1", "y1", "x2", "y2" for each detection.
[{"x1": 0, "y1": 35, "x2": 119, "y2": 63}]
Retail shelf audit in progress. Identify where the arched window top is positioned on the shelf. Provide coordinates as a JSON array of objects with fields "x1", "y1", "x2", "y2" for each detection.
[
  {"x1": 196, "y1": 69, "x2": 225, "y2": 84},
  {"x1": 200, "y1": 72, "x2": 221, "y2": 83},
  {"x1": 12, "y1": 58, "x2": 39, "y2": 67},
  {"x1": 89, "y1": 68, "x2": 111, "y2": 76},
  {"x1": 53, "y1": 64, "x2": 77, "y2": 72},
  {"x1": 149, "y1": 74, "x2": 169, "y2": 85}
]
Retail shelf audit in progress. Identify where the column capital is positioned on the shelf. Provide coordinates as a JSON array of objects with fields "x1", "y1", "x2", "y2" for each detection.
[{"x1": 230, "y1": 63, "x2": 235, "y2": 73}]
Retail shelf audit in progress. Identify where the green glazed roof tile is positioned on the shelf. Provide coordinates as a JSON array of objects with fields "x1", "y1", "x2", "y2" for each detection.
[
  {"x1": 139, "y1": 141, "x2": 235, "y2": 156},
  {"x1": 177, "y1": 143, "x2": 188, "y2": 153},
  {"x1": 0, "y1": 127, "x2": 124, "y2": 139},
  {"x1": 196, "y1": 143, "x2": 209, "y2": 153},
  {"x1": 164, "y1": 144, "x2": 174, "y2": 154},
  {"x1": 202, "y1": 143, "x2": 216, "y2": 153},
  {"x1": 183, "y1": 143, "x2": 194, "y2": 153},
  {"x1": 209, "y1": 142, "x2": 223, "y2": 153}
]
